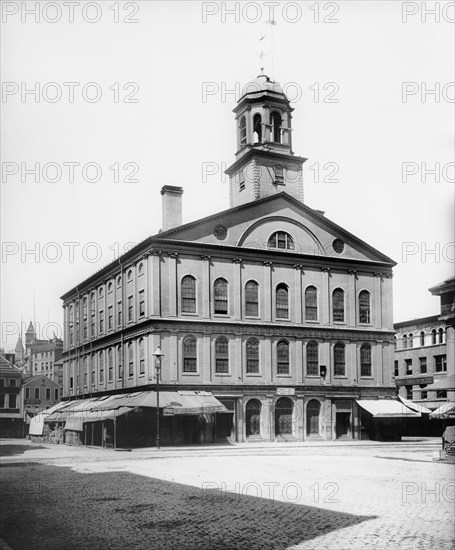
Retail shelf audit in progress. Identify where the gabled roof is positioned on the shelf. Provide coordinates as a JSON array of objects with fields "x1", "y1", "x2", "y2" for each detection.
[
  {"x1": 158, "y1": 192, "x2": 396, "y2": 265},
  {"x1": 22, "y1": 374, "x2": 60, "y2": 387},
  {"x1": 0, "y1": 356, "x2": 22, "y2": 376},
  {"x1": 61, "y1": 192, "x2": 395, "y2": 299}
]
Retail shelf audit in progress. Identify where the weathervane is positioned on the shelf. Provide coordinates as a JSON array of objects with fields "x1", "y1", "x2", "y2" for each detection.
[{"x1": 257, "y1": 19, "x2": 276, "y2": 77}]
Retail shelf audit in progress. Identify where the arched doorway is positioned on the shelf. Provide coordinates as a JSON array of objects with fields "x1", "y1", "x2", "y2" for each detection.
[
  {"x1": 306, "y1": 399, "x2": 321, "y2": 436},
  {"x1": 275, "y1": 397, "x2": 293, "y2": 436},
  {"x1": 245, "y1": 399, "x2": 261, "y2": 437}
]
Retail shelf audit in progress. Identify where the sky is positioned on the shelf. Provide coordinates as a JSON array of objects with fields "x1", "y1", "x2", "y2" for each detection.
[{"x1": 1, "y1": 0, "x2": 454, "y2": 350}]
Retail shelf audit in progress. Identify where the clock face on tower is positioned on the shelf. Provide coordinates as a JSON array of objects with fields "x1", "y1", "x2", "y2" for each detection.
[{"x1": 214, "y1": 225, "x2": 227, "y2": 240}]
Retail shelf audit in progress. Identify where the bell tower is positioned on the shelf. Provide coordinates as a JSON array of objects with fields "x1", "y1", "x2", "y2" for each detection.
[{"x1": 225, "y1": 74, "x2": 307, "y2": 207}]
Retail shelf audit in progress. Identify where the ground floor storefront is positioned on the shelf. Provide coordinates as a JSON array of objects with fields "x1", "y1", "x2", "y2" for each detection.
[{"x1": 34, "y1": 386, "x2": 422, "y2": 448}]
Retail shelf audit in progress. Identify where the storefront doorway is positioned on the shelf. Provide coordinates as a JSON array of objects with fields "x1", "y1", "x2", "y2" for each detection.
[
  {"x1": 246, "y1": 399, "x2": 261, "y2": 437},
  {"x1": 336, "y1": 412, "x2": 351, "y2": 438},
  {"x1": 275, "y1": 397, "x2": 293, "y2": 436},
  {"x1": 306, "y1": 399, "x2": 321, "y2": 436}
]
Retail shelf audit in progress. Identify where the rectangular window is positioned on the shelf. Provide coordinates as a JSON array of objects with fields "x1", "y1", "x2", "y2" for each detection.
[
  {"x1": 437, "y1": 390, "x2": 447, "y2": 399},
  {"x1": 0, "y1": 394, "x2": 4, "y2": 408},
  {"x1": 419, "y1": 357, "x2": 427, "y2": 374},
  {"x1": 394, "y1": 360, "x2": 399, "y2": 377},
  {"x1": 239, "y1": 170, "x2": 245, "y2": 191},
  {"x1": 109, "y1": 366, "x2": 113, "y2": 382},
  {"x1": 108, "y1": 306, "x2": 113, "y2": 330},
  {"x1": 405, "y1": 359, "x2": 412, "y2": 375},
  {"x1": 435, "y1": 355, "x2": 447, "y2": 372},
  {"x1": 406, "y1": 386, "x2": 413, "y2": 400},
  {"x1": 0, "y1": 379, "x2": 4, "y2": 387},
  {"x1": 420, "y1": 390, "x2": 427, "y2": 399},
  {"x1": 55, "y1": 388, "x2": 59, "y2": 400},
  {"x1": 8, "y1": 394, "x2": 16, "y2": 409},
  {"x1": 46, "y1": 388, "x2": 51, "y2": 400},
  {"x1": 99, "y1": 310, "x2": 104, "y2": 333},
  {"x1": 128, "y1": 296, "x2": 133, "y2": 322},
  {"x1": 274, "y1": 165, "x2": 284, "y2": 185},
  {"x1": 139, "y1": 290, "x2": 145, "y2": 317},
  {"x1": 25, "y1": 387, "x2": 30, "y2": 399},
  {"x1": 9, "y1": 378, "x2": 16, "y2": 387},
  {"x1": 34, "y1": 388, "x2": 40, "y2": 399},
  {"x1": 118, "y1": 301, "x2": 122, "y2": 326}
]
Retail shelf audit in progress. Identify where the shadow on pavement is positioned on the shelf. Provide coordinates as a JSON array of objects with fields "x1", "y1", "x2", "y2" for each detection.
[
  {"x1": 0, "y1": 443, "x2": 48, "y2": 457},
  {"x1": 0, "y1": 462, "x2": 376, "y2": 550}
]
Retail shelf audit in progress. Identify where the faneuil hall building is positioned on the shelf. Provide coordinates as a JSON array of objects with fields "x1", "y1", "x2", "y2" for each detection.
[{"x1": 60, "y1": 75, "x2": 399, "y2": 446}]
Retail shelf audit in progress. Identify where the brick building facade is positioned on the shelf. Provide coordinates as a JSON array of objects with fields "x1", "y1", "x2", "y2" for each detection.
[{"x1": 60, "y1": 75, "x2": 398, "y2": 444}]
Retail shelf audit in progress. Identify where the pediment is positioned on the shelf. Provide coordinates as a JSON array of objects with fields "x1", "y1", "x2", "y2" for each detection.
[{"x1": 158, "y1": 193, "x2": 395, "y2": 265}]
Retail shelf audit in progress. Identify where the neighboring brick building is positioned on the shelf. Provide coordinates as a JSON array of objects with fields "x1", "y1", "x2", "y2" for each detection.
[
  {"x1": 0, "y1": 355, "x2": 23, "y2": 437},
  {"x1": 60, "y1": 74, "x2": 399, "y2": 445},
  {"x1": 29, "y1": 337, "x2": 63, "y2": 384},
  {"x1": 394, "y1": 315, "x2": 448, "y2": 409},
  {"x1": 22, "y1": 375, "x2": 61, "y2": 420}
]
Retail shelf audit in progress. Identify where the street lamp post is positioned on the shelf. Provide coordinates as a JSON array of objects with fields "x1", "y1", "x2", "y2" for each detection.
[{"x1": 153, "y1": 346, "x2": 164, "y2": 449}]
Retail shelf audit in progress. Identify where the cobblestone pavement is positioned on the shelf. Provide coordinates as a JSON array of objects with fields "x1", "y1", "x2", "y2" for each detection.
[{"x1": 0, "y1": 439, "x2": 454, "y2": 550}]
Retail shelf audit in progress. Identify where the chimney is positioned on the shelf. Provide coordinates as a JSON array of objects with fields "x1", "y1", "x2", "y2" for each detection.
[{"x1": 161, "y1": 185, "x2": 183, "y2": 231}]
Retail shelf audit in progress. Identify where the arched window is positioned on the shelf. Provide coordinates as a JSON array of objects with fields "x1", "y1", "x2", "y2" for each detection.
[
  {"x1": 127, "y1": 269, "x2": 133, "y2": 281},
  {"x1": 402, "y1": 334, "x2": 408, "y2": 348},
  {"x1": 359, "y1": 290, "x2": 371, "y2": 324},
  {"x1": 334, "y1": 343, "x2": 345, "y2": 376},
  {"x1": 239, "y1": 116, "x2": 247, "y2": 146},
  {"x1": 117, "y1": 275, "x2": 122, "y2": 287},
  {"x1": 139, "y1": 338, "x2": 145, "y2": 374},
  {"x1": 215, "y1": 336, "x2": 229, "y2": 373},
  {"x1": 438, "y1": 328, "x2": 444, "y2": 344},
  {"x1": 183, "y1": 335, "x2": 197, "y2": 373},
  {"x1": 107, "y1": 282, "x2": 113, "y2": 293},
  {"x1": 305, "y1": 286, "x2": 318, "y2": 321},
  {"x1": 246, "y1": 399, "x2": 261, "y2": 436},
  {"x1": 245, "y1": 280, "x2": 259, "y2": 317},
  {"x1": 253, "y1": 113, "x2": 262, "y2": 143},
  {"x1": 128, "y1": 342, "x2": 133, "y2": 377},
  {"x1": 306, "y1": 340, "x2": 319, "y2": 376},
  {"x1": 108, "y1": 348, "x2": 113, "y2": 381},
  {"x1": 275, "y1": 397, "x2": 293, "y2": 435},
  {"x1": 306, "y1": 399, "x2": 321, "y2": 436},
  {"x1": 408, "y1": 333, "x2": 413, "y2": 348},
  {"x1": 99, "y1": 287, "x2": 104, "y2": 298},
  {"x1": 99, "y1": 351, "x2": 104, "y2": 383},
  {"x1": 268, "y1": 231, "x2": 295, "y2": 250},
  {"x1": 360, "y1": 344, "x2": 372, "y2": 377},
  {"x1": 246, "y1": 337, "x2": 259, "y2": 374},
  {"x1": 214, "y1": 278, "x2": 228, "y2": 315},
  {"x1": 420, "y1": 331, "x2": 425, "y2": 347},
  {"x1": 332, "y1": 288, "x2": 345, "y2": 322},
  {"x1": 181, "y1": 276, "x2": 196, "y2": 313},
  {"x1": 117, "y1": 346, "x2": 123, "y2": 379},
  {"x1": 270, "y1": 111, "x2": 282, "y2": 143},
  {"x1": 431, "y1": 329, "x2": 437, "y2": 345},
  {"x1": 138, "y1": 262, "x2": 144, "y2": 275},
  {"x1": 276, "y1": 284, "x2": 289, "y2": 319},
  {"x1": 277, "y1": 340, "x2": 290, "y2": 374}
]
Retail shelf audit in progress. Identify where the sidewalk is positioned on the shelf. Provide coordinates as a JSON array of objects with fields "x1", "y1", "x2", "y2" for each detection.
[{"x1": 0, "y1": 436, "x2": 442, "y2": 464}]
